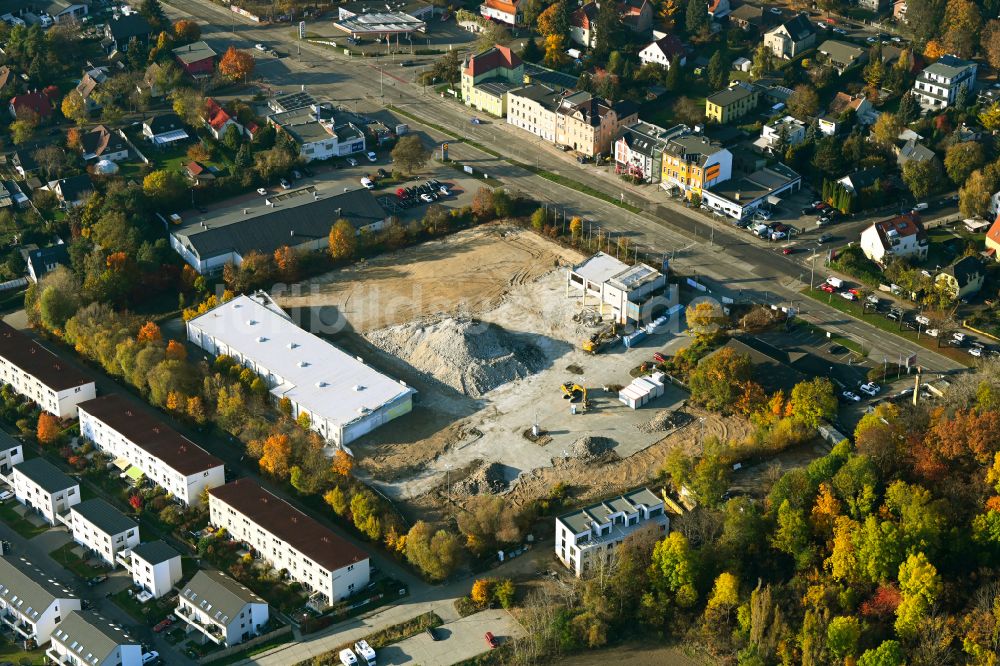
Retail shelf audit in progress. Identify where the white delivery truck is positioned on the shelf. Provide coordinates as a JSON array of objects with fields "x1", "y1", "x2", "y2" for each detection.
[
  {"x1": 825, "y1": 276, "x2": 844, "y2": 289},
  {"x1": 339, "y1": 649, "x2": 358, "y2": 666},
  {"x1": 354, "y1": 640, "x2": 377, "y2": 666}
]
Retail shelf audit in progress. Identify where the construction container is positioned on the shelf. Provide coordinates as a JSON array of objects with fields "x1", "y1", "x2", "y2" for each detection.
[{"x1": 623, "y1": 329, "x2": 647, "y2": 348}]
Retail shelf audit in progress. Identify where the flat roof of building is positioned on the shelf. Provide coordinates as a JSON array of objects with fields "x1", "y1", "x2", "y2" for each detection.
[
  {"x1": 172, "y1": 40, "x2": 216, "y2": 64},
  {"x1": 570, "y1": 251, "x2": 630, "y2": 285},
  {"x1": 708, "y1": 163, "x2": 800, "y2": 204},
  {"x1": 558, "y1": 487, "x2": 661, "y2": 534},
  {"x1": 78, "y1": 394, "x2": 223, "y2": 477},
  {"x1": 606, "y1": 263, "x2": 662, "y2": 291},
  {"x1": 209, "y1": 479, "x2": 368, "y2": 573},
  {"x1": 181, "y1": 569, "x2": 265, "y2": 626},
  {"x1": 12, "y1": 457, "x2": 77, "y2": 494},
  {"x1": 0, "y1": 320, "x2": 92, "y2": 391},
  {"x1": 334, "y1": 11, "x2": 425, "y2": 34},
  {"x1": 188, "y1": 293, "x2": 414, "y2": 431},
  {"x1": 72, "y1": 498, "x2": 137, "y2": 537},
  {"x1": 52, "y1": 611, "x2": 135, "y2": 662}
]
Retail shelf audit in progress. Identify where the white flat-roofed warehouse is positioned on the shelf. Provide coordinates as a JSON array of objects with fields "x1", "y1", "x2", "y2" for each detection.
[
  {"x1": 334, "y1": 0, "x2": 430, "y2": 37},
  {"x1": 186, "y1": 292, "x2": 415, "y2": 447},
  {"x1": 566, "y1": 252, "x2": 669, "y2": 324}
]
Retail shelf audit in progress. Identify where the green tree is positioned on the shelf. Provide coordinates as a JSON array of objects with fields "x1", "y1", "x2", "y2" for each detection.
[
  {"x1": 647, "y1": 532, "x2": 700, "y2": 609},
  {"x1": 960, "y1": 168, "x2": 995, "y2": 218},
  {"x1": 142, "y1": 169, "x2": 186, "y2": 204},
  {"x1": 222, "y1": 123, "x2": 243, "y2": 151},
  {"x1": 826, "y1": 616, "x2": 861, "y2": 661},
  {"x1": 790, "y1": 377, "x2": 838, "y2": 429},
  {"x1": 391, "y1": 135, "x2": 430, "y2": 175},
  {"x1": 943, "y1": 141, "x2": 986, "y2": 186},
  {"x1": 685, "y1": 0, "x2": 708, "y2": 37},
  {"x1": 405, "y1": 521, "x2": 462, "y2": 582},
  {"x1": 895, "y1": 552, "x2": 941, "y2": 639},
  {"x1": 689, "y1": 347, "x2": 752, "y2": 412},
  {"x1": 771, "y1": 500, "x2": 815, "y2": 570},
  {"x1": 858, "y1": 640, "x2": 904, "y2": 666},
  {"x1": 787, "y1": 84, "x2": 819, "y2": 119},
  {"x1": 324, "y1": 486, "x2": 348, "y2": 516},
  {"x1": 39, "y1": 282, "x2": 80, "y2": 331},
  {"x1": 907, "y1": 0, "x2": 946, "y2": 47},
  {"x1": 750, "y1": 43, "x2": 772, "y2": 80},
  {"x1": 140, "y1": 0, "x2": 167, "y2": 28},
  {"x1": 593, "y1": 0, "x2": 624, "y2": 61},
  {"x1": 897, "y1": 91, "x2": 920, "y2": 123},
  {"x1": 530, "y1": 207, "x2": 547, "y2": 232},
  {"x1": 903, "y1": 158, "x2": 944, "y2": 199},
  {"x1": 707, "y1": 50, "x2": 728, "y2": 90}
]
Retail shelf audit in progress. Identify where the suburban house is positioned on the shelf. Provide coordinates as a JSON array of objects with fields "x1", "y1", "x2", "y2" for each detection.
[
  {"x1": 186, "y1": 161, "x2": 216, "y2": 185},
  {"x1": 0, "y1": 557, "x2": 81, "y2": 646},
  {"x1": 177, "y1": 570, "x2": 269, "y2": 647},
  {"x1": 614, "y1": 121, "x2": 683, "y2": 183},
  {"x1": 8, "y1": 89, "x2": 56, "y2": 121},
  {"x1": 837, "y1": 167, "x2": 882, "y2": 196},
  {"x1": 555, "y1": 488, "x2": 668, "y2": 576},
  {"x1": 121, "y1": 541, "x2": 182, "y2": 600},
  {"x1": 701, "y1": 162, "x2": 802, "y2": 220},
  {"x1": 47, "y1": 611, "x2": 142, "y2": 666},
  {"x1": 64, "y1": 498, "x2": 139, "y2": 568},
  {"x1": 208, "y1": 479, "x2": 370, "y2": 606},
  {"x1": 75, "y1": 67, "x2": 109, "y2": 113},
  {"x1": 0, "y1": 320, "x2": 97, "y2": 418},
  {"x1": 172, "y1": 41, "x2": 217, "y2": 78},
  {"x1": 818, "y1": 40, "x2": 867, "y2": 74},
  {"x1": 479, "y1": 0, "x2": 521, "y2": 26},
  {"x1": 203, "y1": 98, "x2": 244, "y2": 141},
  {"x1": 936, "y1": 256, "x2": 985, "y2": 300},
  {"x1": 763, "y1": 14, "x2": 816, "y2": 59},
  {"x1": 895, "y1": 138, "x2": 935, "y2": 167},
  {"x1": 25, "y1": 243, "x2": 69, "y2": 283},
  {"x1": 507, "y1": 85, "x2": 638, "y2": 157},
  {"x1": 0, "y1": 430, "x2": 24, "y2": 481},
  {"x1": 985, "y1": 216, "x2": 1000, "y2": 261},
  {"x1": 268, "y1": 103, "x2": 366, "y2": 162},
  {"x1": 730, "y1": 3, "x2": 769, "y2": 32},
  {"x1": 9, "y1": 1, "x2": 89, "y2": 24},
  {"x1": 912, "y1": 54, "x2": 977, "y2": 112},
  {"x1": 638, "y1": 34, "x2": 686, "y2": 68},
  {"x1": 142, "y1": 112, "x2": 190, "y2": 147},
  {"x1": 103, "y1": 13, "x2": 153, "y2": 53},
  {"x1": 79, "y1": 125, "x2": 129, "y2": 163},
  {"x1": 818, "y1": 92, "x2": 878, "y2": 135},
  {"x1": 705, "y1": 82, "x2": 759, "y2": 123},
  {"x1": 571, "y1": 0, "x2": 652, "y2": 46},
  {"x1": 619, "y1": 0, "x2": 653, "y2": 33},
  {"x1": 860, "y1": 213, "x2": 928, "y2": 265},
  {"x1": 569, "y1": 2, "x2": 598, "y2": 47},
  {"x1": 170, "y1": 187, "x2": 389, "y2": 275},
  {"x1": 138, "y1": 62, "x2": 166, "y2": 98},
  {"x1": 11, "y1": 457, "x2": 80, "y2": 526},
  {"x1": 757, "y1": 115, "x2": 807, "y2": 152},
  {"x1": 461, "y1": 45, "x2": 524, "y2": 117},
  {"x1": 77, "y1": 394, "x2": 226, "y2": 507},
  {"x1": 661, "y1": 131, "x2": 733, "y2": 199},
  {"x1": 188, "y1": 292, "x2": 413, "y2": 446},
  {"x1": 46, "y1": 174, "x2": 94, "y2": 208}
]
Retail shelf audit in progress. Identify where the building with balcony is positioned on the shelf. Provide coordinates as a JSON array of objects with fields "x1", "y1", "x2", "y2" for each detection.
[
  {"x1": 11, "y1": 458, "x2": 79, "y2": 526},
  {"x1": 912, "y1": 54, "x2": 977, "y2": 112},
  {"x1": 555, "y1": 488, "x2": 668, "y2": 576},
  {"x1": 0, "y1": 557, "x2": 80, "y2": 645},
  {"x1": 461, "y1": 45, "x2": 524, "y2": 118},
  {"x1": 119, "y1": 541, "x2": 182, "y2": 600},
  {"x1": 78, "y1": 395, "x2": 225, "y2": 507},
  {"x1": 0, "y1": 430, "x2": 24, "y2": 482},
  {"x1": 64, "y1": 499, "x2": 139, "y2": 568},
  {"x1": 705, "y1": 83, "x2": 759, "y2": 124},
  {"x1": 177, "y1": 570, "x2": 268, "y2": 647},
  {"x1": 186, "y1": 292, "x2": 413, "y2": 446},
  {"x1": 860, "y1": 213, "x2": 928, "y2": 265},
  {"x1": 757, "y1": 115, "x2": 807, "y2": 153},
  {"x1": 0, "y1": 321, "x2": 96, "y2": 419},
  {"x1": 613, "y1": 121, "x2": 683, "y2": 183},
  {"x1": 208, "y1": 479, "x2": 369, "y2": 606},
  {"x1": 46, "y1": 610, "x2": 142, "y2": 666},
  {"x1": 763, "y1": 14, "x2": 816, "y2": 60}
]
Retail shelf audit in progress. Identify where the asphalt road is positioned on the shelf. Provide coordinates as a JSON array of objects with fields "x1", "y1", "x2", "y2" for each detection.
[{"x1": 157, "y1": 0, "x2": 966, "y2": 376}]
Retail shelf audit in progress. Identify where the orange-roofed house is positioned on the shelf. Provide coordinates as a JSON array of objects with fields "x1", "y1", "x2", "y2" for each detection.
[
  {"x1": 8, "y1": 89, "x2": 56, "y2": 122},
  {"x1": 480, "y1": 0, "x2": 522, "y2": 26},
  {"x1": 985, "y1": 215, "x2": 1000, "y2": 263},
  {"x1": 461, "y1": 44, "x2": 524, "y2": 117},
  {"x1": 202, "y1": 97, "x2": 244, "y2": 140}
]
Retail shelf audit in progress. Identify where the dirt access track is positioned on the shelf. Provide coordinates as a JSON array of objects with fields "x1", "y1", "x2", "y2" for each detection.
[{"x1": 279, "y1": 224, "x2": 579, "y2": 334}]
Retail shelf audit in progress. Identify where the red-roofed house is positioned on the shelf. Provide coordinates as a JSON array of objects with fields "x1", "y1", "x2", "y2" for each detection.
[
  {"x1": 985, "y1": 215, "x2": 1000, "y2": 262},
  {"x1": 570, "y1": 3, "x2": 599, "y2": 47},
  {"x1": 571, "y1": 0, "x2": 652, "y2": 47},
  {"x1": 639, "y1": 34, "x2": 686, "y2": 68},
  {"x1": 860, "y1": 213, "x2": 928, "y2": 266},
  {"x1": 202, "y1": 98, "x2": 243, "y2": 140},
  {"x1": 480, "y1": 0, "x2": 522, "y2": 26},
  {"x1": 9, "y1": 89, "x2": 56, "y2": 122},
  {"x1": 461, "y1": 45, "x2": 525, "y2": 116}
]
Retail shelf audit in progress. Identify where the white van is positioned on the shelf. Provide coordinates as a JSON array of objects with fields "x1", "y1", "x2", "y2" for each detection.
[
  {"x1": 912, "y1": 202, "x2": 928, "y2": 211},
  {"x1": 826, "y1": 276, "x2": 844, "y2": 289},
  {"x1": 339, "y1": 649, "x2": 358, "y2": 666}
]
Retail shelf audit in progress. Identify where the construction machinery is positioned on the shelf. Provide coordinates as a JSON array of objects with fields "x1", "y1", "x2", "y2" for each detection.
[
  {"x1": 581, "y1": 322, "x2": 619, "y2": 354},
  {"x1": 561, "y1": 382, "x2": 587, "y2": 403}
]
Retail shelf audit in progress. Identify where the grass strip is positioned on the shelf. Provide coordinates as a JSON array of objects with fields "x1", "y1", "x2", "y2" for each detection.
[{"x1": 0, "y1": 502, "x2": 50, "y2": 539}]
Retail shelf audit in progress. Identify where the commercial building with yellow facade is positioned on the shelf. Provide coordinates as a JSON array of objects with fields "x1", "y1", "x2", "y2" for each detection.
[
  {"x1": 660, "y1": 133, "x2": 733, "y2": 199},
  {"x1": 705, "y1": 82, "x2": 759, "y2": 124},
  {"x1": 461, "y1": 45, "x2": 524, "y2": 117}
]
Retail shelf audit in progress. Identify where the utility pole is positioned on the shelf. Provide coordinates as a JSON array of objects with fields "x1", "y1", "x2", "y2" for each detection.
[{"x1": 810, "y1": 249, "x2": 817, "y2": 289}]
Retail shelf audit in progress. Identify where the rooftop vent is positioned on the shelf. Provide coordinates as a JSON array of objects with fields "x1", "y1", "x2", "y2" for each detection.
[
  {"x1": 298, "y1": 361, "x2": 309, "y2": 367},
  {"x1": 287, "y1": 342, "x2": 298, "y2": 349},
  {"x1": 247, "y1": 319, "x2": 256, "y2": 326},
  {"x1": 256, "y1": 336, "x2": 267, "y2": 343},
  {"x1": 316, "y1": 381, "x2": 327, "y2": 388},
  {"x1": 352, "y1": 385, "x2": 365, "y2": 391}
]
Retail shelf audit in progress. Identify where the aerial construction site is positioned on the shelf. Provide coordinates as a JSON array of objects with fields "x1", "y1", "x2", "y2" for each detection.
[{"x1": 278, "y1": 223, "x2": 740, "y2": 517}]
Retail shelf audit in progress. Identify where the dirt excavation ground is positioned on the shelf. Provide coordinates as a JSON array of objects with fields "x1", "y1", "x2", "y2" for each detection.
[{"x1": 277, "y1": 223, "x2": 748, "y2": 516}]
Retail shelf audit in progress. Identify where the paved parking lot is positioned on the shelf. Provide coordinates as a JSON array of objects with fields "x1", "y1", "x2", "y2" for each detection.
[{"x1": 376, "y1": 609, "x2": 523, "y2": 666}]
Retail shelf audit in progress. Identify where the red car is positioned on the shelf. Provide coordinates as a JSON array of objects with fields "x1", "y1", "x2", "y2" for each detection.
[
  {"x1": 782, "y1": 247, "x2": 795, "y2": 255},
  {"x1": 815, "y1": 202, "x2": 829, "y2": 211},
  {"x1": 153, "y1": 619, "x2": 172, "y2": 633},
  {"x1": 653, "y1": 352, "x2": 667, "y2": 363},
  {"x1": 820, "y1": 283, "x2": 836, "y2": 293},
  {"x1": 849, "y1": 288, "x2": 862, "y2": 297},
  {"x1": 485, "y1": 632, "x2": 498, "y2": 649}
]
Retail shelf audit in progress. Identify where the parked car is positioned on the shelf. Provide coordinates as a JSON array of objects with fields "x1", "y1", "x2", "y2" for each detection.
[
  {"x1": 346, "y1": 157, "x2": 359, "y2": 167},
  {"x1": 842, "y1": 391, "x2": 861, "y2": 403},
  {"x1": 913, "y1": 202, "x2": 929, "y2": 211},
  {"x1": 952, "y1": 331, "x2": 967, "y2": 343},
  {"x1": 859, "y1": 382, "x2": 880, "y2": 396},
  {"x1": 770, "y1": 231, "x2": 787, "y2": 241},
  {"x1": 360, "y1": 177, "x2": 374, "y2": 190},
  {"x1": 439, "y1": 185, "x2": 450, "y2": 196},
  {"x1": 817, "y1": 233, "x2": 833, "y2": 244},
  {"x1": 256, "y1": 187, "x2": 267, "y2": 195},
  {"x1": 87, "y1": 575, "x2": 108, "y2": 586},
  {"x1": 926, "y1": 328, "x2": 940, "y2": 337},
  {"x1": 485, "y1": 632, "x2": 499, "y2": 649},
  {"x1": 782, "y1": 247, "x2": 796, "y2": 255},
  {"x1": 0, "y1": 490, "x2": 12, "y2": 502},
  {"x1": 377, "y1": 168, "x2": 388, "y2": 178},
  {"x1": 280, "y1": 178, "x2": 291, "y2": 190},
  {"x1": 820, "y1": 283, "x2": 836, "y2": 293},
  {"x1": 839, "y1": 291, "x2": 856, "y2": 301},
  {"x1": 420, "y1": 192, "x2": 436, "y2": 203},
  {"x1": 141, "y1": 652, "x2": 159, "y2": 665},
  {"x1": 254, "y1": 43, "x2": 267, "y2": 51},
  {"x1": 471, "y1": 117, "x2": 482, "y2": 125},
  {"x1": 755, "y1": 209, "x2": 773, "y2": 220},
  {"x1": 152, "y1": 619, "x2": 172, "y2": 633},
  {"x1": 366, "y1": 151, "x2": 377, "y2": 162},
  {"x1": 970, "y1": 346, "x2": 983, "y2": 357}
]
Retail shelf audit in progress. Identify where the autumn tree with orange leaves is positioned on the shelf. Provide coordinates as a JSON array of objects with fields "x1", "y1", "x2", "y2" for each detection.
[
  {"x1": 165, "y1": 340, "x2": 187, "y2": 361},
  {"x1": 273, "y1": 245, "x2": 299, "y2": 282},
  {"x1": 219, "y1": 46, "x2": 255, "y2": 82},
  {"x1": 332, "y1": 450, "x2": 354, "y2": 477},
  {"x1": 137, "y1": 321, "x2": 162, "y2": 344},
  {"x1": 259, "y1": 434, "x2": 291, "y2": 479},
  {"x1": 37, "y1": 412, "x2": 61, "y2": 445}
]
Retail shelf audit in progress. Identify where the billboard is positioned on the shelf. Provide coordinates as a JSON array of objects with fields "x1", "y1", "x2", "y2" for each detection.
[{"x1": 705, "y1": 163, "x2": 721, "y2": 181}]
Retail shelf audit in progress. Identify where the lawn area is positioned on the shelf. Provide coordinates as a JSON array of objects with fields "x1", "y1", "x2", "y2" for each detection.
[
  {"x1": 111, "y1": 587, "x2": 172, "y2": 626},
  {"x1": 0, "y1": 501, "x2": 49, "y2": 539},
  {"x1": 801, "y1": 286, "x2": 975, "y2": 366},
  {"x1": 922, "y1": 226, "x2": 977, "y2": 269},
  {"x1": 49, "y1": 542, "x2": 108, "y2": 580},
  {"x1": 0, "y1": 639, "x2": 47, "y2": 665}
]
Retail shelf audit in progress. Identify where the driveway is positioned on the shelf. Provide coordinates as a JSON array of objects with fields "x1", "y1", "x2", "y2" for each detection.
[{"x1": 377, "y1": 609, "x2": 523, "y2": 666}]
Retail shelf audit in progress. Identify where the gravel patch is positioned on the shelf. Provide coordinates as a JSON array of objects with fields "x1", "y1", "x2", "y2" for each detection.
[
  {"x1": 572, "y1": 435, "x2": 616, "y2": 460},
  {"x1": 453, "y1": 461, "x2": 508, "y2": 495},
  {"x1": 635, "y1": 410, "x2": 691, "y2": 434},
  {"x1": 366, "y1": 316, "x2": 545, "y2": 398}
]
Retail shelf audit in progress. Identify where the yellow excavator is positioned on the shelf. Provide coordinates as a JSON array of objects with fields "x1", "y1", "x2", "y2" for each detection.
[
  {"x1": 581, "y1": 322, "x2": 619, "y2": 354},
  {"x1": 561, "y1": 382, "x2": 587, "y2": 403}
]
